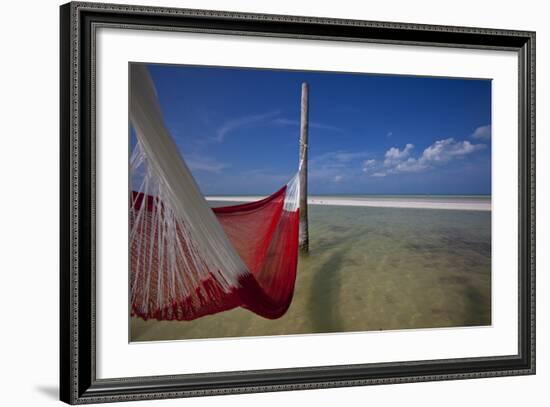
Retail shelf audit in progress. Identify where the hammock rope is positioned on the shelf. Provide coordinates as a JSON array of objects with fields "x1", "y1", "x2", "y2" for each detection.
[{"x1": 129, "y1": 65, "x2": 302, "y2": 321}]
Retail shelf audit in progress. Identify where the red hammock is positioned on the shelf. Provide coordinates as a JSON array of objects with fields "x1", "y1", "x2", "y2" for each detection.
[
  {"x1": 130, "y1": 186, "x2": 300, "y2": 321},
  {"x1": 128, "y1": 64, "x2": 302, "y2": 322}
]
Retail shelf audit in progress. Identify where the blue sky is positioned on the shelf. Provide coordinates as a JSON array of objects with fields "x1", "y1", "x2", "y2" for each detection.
[{"x1": 142, "y1": 63, "x2": 492, "y2": 195}]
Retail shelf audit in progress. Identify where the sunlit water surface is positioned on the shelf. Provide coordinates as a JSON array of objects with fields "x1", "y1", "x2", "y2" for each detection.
[{"x1": 131, "y1": 203, "x2": 491, "y2": 341}]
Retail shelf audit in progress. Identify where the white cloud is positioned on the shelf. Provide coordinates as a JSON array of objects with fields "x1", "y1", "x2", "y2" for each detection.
[
  {"x1": 384, "y1": 143, "x2": 414, "y2": 166},
  {"x1": 471, "y1": 124, "x2": 491, "y2": 141},
  {"x1": 394, "y1": 157, "x2": 428, "y2": 173},
  {"x1": 367, "y1": 138, "x2": 486, "y2": 177},
  {"x1": 421, "y1": 138, "x2": 485, "y2": 163},
  {"x1": 333, "y1": 175, "x2": 343, "y2": 182}
]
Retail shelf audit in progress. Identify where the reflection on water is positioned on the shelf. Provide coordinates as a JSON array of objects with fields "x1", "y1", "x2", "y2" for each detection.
[{"x1": 131, "y1": 204, "x2": 491, "y2": 341}]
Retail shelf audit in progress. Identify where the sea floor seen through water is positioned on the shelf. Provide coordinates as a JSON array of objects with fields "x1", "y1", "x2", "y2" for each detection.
[{"x1": 131, "y1": 203, "x2": 491, "y2": 341}]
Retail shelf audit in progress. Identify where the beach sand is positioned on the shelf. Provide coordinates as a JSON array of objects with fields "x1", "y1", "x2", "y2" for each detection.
[{"x1": 205, "y1": 196, "x2": 491, "y2": 211}]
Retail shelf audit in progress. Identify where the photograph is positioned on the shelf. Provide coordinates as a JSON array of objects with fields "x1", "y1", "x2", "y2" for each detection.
[
  {"x1": 56, "y1": 2, "x2": 536, "y2": 403},
  {"x1": 129, "y1": 62, "x2": 492, "y2": 342}
]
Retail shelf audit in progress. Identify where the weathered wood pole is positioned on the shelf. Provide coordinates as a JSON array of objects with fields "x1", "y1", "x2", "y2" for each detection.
[{"x1": 299, "y1": 82, "x2": 309, "y2": 253}]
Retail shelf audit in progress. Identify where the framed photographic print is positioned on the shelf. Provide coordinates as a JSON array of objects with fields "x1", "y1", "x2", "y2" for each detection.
[{"x1": 60, "y1": 1, "x2": 536, "y2": 404}]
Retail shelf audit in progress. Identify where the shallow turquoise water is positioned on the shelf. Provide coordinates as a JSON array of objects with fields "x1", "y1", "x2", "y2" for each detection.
[{"x1": 131, "y1": 204, "x2": 491, "y2": 341}]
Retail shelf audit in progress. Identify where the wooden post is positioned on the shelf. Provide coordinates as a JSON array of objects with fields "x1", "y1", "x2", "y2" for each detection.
[{"x1": 299, "y1": 83, "x2": 309, "y2": 253}]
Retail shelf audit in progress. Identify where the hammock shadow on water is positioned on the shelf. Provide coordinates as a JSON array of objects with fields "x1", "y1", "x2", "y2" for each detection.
[{"x1": 307, "y1": 247, "x2": 351, "y2": 334}]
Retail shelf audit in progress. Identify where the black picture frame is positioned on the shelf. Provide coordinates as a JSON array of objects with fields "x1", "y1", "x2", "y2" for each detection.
[{"x1": 60, "y1": 1, "x2": 536, "y2": 404}]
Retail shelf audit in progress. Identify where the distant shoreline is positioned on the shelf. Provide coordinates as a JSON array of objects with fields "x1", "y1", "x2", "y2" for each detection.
[{"x1": 205, "y1": 196, "x2": 491, "y2": 211}]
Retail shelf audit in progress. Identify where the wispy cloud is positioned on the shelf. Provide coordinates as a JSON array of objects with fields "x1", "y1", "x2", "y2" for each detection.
[
  {"x1": 471, "y1": 124, "x2": 491, "y2": 141},
  {"x1": 198, "y1": 168, "x2": 292, "y2": 195},
  {"x1": 273, "y1": 118, "x2": 344, "y2": 133},
  {"x1": 362, "y1": 159, "x2": 377, "y2": 172},
  {"x1": 311, "y1": 150, "x2": 370, "y2": 165},
  {"x1": 209, "y1": 112, "x2": 343, "y2": 144},
  {"x1": 213, "y1": 111, "x2": 280, "y2": 143},
  {"x1": 246, "y1": 168, "x2": 292, "y2": 183},
  {"x1": 309, "y1": 150, "x2": 370, "y2": 183},
  {"x1": 185, "y1": 154, "x2": 229, "y2": 173}
]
